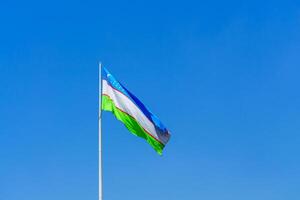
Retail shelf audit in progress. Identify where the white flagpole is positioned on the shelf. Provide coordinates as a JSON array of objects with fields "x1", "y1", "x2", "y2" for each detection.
[{"x1": 98, "y1": 62, "x2": 103, "y2": 200}]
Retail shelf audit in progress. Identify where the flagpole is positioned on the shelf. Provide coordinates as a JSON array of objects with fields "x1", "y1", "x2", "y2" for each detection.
[{"x1": 98, "y1": 62, "x2": 103, "y2": 200}]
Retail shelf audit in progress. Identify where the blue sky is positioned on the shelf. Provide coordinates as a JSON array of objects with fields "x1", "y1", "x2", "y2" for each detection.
[{"x1": 1, "y1": 0, "x2": 300, "y2": 199}]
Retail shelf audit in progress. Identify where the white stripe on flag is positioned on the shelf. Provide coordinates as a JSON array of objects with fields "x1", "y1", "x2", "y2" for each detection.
[{"x1": 102, "y1": 80, "x2": 168, "y2": 144}]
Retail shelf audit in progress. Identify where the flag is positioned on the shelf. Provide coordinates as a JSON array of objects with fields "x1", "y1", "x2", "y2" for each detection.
[{"x1": 101, "y1": 67, "x2": 171, "y2": 155}]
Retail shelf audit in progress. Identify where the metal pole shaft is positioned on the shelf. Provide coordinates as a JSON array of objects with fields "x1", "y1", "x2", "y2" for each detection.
[{"x1": 98, "y1": 62, "x2": 103, "y2": 200}]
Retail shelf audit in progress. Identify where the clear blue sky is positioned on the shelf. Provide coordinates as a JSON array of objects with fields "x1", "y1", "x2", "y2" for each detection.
[{"x1": 1, "y1": 0, "x2": 300, "y2": 199}]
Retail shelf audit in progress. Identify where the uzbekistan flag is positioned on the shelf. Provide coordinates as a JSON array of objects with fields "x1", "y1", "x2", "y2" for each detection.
[{"x1": 101, "y1": 67, "x2": 171, "y2": 155}]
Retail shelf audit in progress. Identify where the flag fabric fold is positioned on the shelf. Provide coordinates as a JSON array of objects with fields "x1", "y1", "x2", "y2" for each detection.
[{"x1": 101, "y1": 67, "x2": 171, "y2": 154}]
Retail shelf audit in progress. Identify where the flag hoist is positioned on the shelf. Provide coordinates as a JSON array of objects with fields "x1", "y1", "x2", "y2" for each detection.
[{"x1": 98, "y1": 63, "x2": 171, "y2": 200}]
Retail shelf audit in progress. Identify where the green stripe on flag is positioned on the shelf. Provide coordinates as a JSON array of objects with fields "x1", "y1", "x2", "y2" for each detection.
[{"x1": 101, "y1": 95, "x2": 165, "y2": 155}]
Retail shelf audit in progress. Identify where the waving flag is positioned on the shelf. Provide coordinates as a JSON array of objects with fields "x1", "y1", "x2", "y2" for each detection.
[{"x1": 101, "y1": 67, "x2": 171, "y2": 154}]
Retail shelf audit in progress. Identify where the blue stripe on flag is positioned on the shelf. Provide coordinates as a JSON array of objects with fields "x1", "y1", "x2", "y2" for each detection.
[{"x1": 102, "y1": 67, "x2": 169, "y2": 134}]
